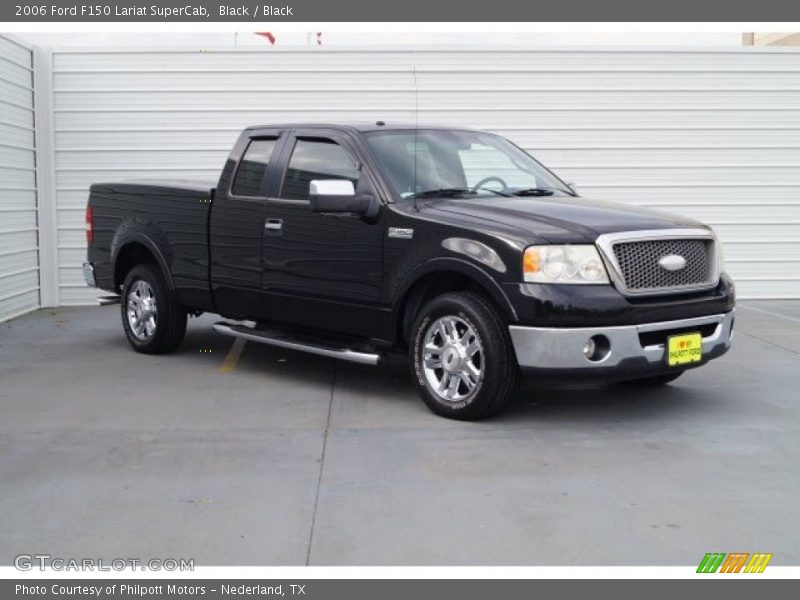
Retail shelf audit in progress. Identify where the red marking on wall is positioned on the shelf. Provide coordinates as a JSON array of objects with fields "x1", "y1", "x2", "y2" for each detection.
[{"x1": 255, "y1": 32, "x2": 276, "y2": 45}]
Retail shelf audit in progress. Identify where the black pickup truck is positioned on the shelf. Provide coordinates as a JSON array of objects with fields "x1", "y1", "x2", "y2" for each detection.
[{"x1": 84, "y1": 123, "x2": 735, "y2": 420}]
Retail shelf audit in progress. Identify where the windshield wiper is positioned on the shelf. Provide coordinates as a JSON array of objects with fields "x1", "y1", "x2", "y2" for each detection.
[
  {"x1": 409, "y1": 188, "x2": 477, "y2": 199},
  {"x1": 511, "y1": 187, "x2": 557, "y2": 196},
  {"x1": 410, "y1": 187, "x2": 512, "y2": 199}
]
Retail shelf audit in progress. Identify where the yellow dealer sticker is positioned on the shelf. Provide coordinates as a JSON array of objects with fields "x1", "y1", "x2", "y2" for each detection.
[{"x1": 667, "y1": 332, "x2": 703, "y2": 367}]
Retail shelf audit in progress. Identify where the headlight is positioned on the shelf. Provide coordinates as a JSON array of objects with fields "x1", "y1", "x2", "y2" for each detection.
[{"x1": 523, "y1": 245, "x2": 609, "y2": 284}]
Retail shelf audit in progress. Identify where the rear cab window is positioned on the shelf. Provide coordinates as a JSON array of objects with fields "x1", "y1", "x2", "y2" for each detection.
[{"x1": 231, "y1": 138, "x2": 279, "y2": 197}]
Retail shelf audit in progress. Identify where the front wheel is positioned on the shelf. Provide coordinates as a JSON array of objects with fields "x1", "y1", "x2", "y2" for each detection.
[
  {"x1": 410, "y1": 291, "x2": 519, "y2": 420},
  {"x1": 121, "y1": 264, "x2": 187, "y2": 354}
]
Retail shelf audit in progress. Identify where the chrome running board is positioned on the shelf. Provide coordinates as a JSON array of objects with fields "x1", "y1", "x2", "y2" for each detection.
[
  {"x1": 213, "y1": 322, "x2": 381, "y2": 366},
  {"x1": 97, "y1": 295, "x2": 121, "y2": 306}
]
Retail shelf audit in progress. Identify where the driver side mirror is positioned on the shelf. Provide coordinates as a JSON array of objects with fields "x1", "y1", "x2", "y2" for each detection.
[{"x1": 309, "y1": 180, "x2": 373, "y2": 215}]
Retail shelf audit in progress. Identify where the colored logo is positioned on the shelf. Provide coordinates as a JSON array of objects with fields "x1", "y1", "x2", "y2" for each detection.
[{"x1": 697, "y1": 552, "x2": 773, "y2": 573}]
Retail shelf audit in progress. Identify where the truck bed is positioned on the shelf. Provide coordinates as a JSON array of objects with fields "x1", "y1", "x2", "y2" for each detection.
[{"x1": 87, "y1": 179, "x2": 216, "y2": 311}]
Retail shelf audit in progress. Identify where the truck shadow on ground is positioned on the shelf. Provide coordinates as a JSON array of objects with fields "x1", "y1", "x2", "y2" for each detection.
[{"x1": 180, "y1": 326, "x2": 710, "y2": 426}]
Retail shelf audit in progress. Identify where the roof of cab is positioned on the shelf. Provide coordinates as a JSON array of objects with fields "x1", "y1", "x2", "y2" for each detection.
[{"x1": 243, "y1": 123, "x2": 480, "y2": 134}]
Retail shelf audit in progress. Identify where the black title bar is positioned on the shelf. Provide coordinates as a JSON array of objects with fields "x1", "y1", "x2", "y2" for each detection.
[{"x1": 4, "y1": 0, "x2": 800, "y2": 22}]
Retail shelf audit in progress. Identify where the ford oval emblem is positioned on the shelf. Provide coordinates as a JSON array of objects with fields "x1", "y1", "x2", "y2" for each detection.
[{"x1": 658, "y1": 254, "x2": 687, "y2": 271}]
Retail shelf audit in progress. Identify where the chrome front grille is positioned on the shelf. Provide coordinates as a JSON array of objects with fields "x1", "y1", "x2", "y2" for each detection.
[
  {"x1": 595, "y1": 229, "x2": 720, "y2": 297},
  {"x1": 613, "y1": 239, "x2": 711, "y2": 292}
]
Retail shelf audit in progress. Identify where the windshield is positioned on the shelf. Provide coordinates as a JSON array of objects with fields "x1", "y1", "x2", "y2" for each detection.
[{"x1": 364, "y1": 129, "x2": 572, "y2": 199}]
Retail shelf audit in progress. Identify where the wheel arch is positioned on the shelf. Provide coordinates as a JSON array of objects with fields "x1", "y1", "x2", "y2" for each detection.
[
  {"x1": 392, "y1": 258, "x2": 517, "y2": 347},
  {"x1": 111, "y1": 229, "x2": 175, "y2": 293}
]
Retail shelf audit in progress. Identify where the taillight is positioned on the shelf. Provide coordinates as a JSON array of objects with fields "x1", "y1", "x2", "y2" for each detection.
[{"x1": 85, "y1": 206, "x2": 94, "y2": 243}]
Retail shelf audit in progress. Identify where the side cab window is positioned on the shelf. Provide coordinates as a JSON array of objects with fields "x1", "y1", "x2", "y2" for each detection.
[{"x1": 280, "y1": 137, "x2": 361, "y2": 200}]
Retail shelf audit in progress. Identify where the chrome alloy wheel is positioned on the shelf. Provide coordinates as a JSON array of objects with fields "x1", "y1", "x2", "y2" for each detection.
[
  {"x1": 126, "y1": 280, "x2": 158, "y2": 341},
  {"x1": 421, "y1": 315, "x2": 484, "y2": 402}
]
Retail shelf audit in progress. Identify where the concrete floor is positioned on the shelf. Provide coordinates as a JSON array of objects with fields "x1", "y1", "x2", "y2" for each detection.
[{"x1": 0, "y1": 302, "x2": 798, "y2": 566}]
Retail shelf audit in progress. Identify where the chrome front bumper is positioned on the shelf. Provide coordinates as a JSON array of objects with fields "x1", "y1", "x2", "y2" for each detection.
[{"x1": 509, "y1": 310, "x2": 734, "y2": 371}]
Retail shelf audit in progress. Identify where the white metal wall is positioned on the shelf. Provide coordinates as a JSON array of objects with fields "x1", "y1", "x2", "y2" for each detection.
[
  {"x1": 0, "y1": 35, "x2": 39, "y2": 321},
  {"x1": 50, "y1": 46, "x2": 800, "y2": 302}
]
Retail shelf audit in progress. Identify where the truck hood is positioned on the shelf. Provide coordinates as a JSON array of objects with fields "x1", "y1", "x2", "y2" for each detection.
[{"x1": 423, "y1": 195, "x2": 705, "y2": 244}]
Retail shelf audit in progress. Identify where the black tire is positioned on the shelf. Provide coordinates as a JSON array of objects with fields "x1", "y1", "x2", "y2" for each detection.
[
  {"x1": 619, "y1": 371, "x2": 684, "y2": 386},
  {"x1": 120, "y1": 264, "x2": 187, "y2": 354},
  {"x1": 410, "y1": 291, "x2": 519, "y2": 420}
]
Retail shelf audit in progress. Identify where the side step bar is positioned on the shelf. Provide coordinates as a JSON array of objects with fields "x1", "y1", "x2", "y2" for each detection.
[
  {"x1": 97, "y1": 295, "x2": 121, "y2": 306},
  {"x1": 213, "y1": 322, "x2": 382, "y2": 366}
]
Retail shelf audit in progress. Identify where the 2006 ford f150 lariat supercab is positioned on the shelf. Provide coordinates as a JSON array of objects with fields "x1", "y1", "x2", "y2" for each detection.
[{"x1": 84, "y1": 124, "x2": 735, "y2": 420}]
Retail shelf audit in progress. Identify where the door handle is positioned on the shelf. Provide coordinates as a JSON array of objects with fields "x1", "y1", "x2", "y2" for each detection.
[{"x1": 264, "y1": 219, "x2": 283, "y2": 231}]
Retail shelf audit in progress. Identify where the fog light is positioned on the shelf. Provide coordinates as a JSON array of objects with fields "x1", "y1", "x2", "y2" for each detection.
[{"x1": 584, "y1": 334, "x2": 611, "y2": 363}]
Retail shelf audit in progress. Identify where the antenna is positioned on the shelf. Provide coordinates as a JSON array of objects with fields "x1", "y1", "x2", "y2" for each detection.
[{"x1": 412, "y1": 61, "x2": 419, "y2": 211}]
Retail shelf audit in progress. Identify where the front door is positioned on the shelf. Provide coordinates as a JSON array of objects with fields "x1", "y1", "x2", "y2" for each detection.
[{"x1": 262, "y1": 129, "x2": 385, "y2": 336}]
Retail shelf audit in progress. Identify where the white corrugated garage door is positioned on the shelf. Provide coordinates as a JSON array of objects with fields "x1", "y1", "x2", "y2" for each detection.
[
  {"x1": 0, "y1": 35, "x2": 39, "y2": 322},
  {"x1": 50, "y1": 46, "x2": 800, "y2": 302}
]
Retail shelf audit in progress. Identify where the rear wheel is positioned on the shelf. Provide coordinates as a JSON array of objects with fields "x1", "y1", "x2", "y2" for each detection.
[
  {"x1": 410, "y1": 291, "x2": 518, "y2": 420},
  {"x1": 121, "y1": 264, "x2": 187, "y2": 354}
]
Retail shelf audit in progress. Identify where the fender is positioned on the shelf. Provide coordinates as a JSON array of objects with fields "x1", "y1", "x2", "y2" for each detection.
[
  {"x1": 391, "y1": 256, "x2": 519, "y2": 323},
  {"x1": 110, "y1": 220, "x2": 176, "y2": 291}
]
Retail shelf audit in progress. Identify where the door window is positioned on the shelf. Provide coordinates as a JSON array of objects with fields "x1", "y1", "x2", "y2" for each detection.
[
  {"x1": 231, "y1": 138, "x2": 278, "y2": 196},
  {"x1": 281, "y1": 138, "x2": 360, "y2": 200}
]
